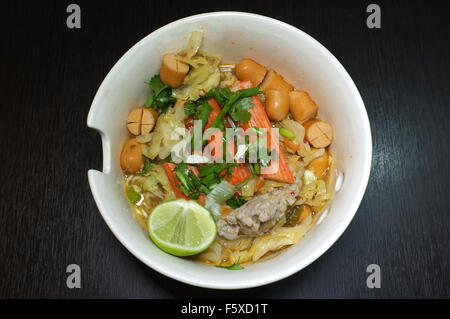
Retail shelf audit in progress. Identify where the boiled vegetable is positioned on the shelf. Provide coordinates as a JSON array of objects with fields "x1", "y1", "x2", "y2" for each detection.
[
  {"x1": 185, "y1": 30, "x2": 204, "y2": 58},
  {"x1": 144, "y1": 105, "x2": 187, "y2": 160},
  {"x1": 205, "y1": 180, "x2": 236, "y2": 220},
  {"x1": 284, "y1": 139, "x2": 301, "y2": 151},
  {"x1": 285, "y1": 205, "x2": 312, "y2": 227}
]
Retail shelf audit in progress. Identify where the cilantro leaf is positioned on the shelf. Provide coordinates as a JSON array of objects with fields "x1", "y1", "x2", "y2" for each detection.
[
  {"x1": 183, "y1": 101, "x2": 197, "y2": 116},
  {"x1": 144, "y1": 92, "x2": 155, "y2": 108},
  {"x1": 144, "y1": 74, "x2": 175, "y2": 113},
  {"x1": 230, "y1": 96, "x2": 254, "y2": 123},
  {"x1": 183, "y1": 99, "x2": 213, "y2": 131},
  {"x1": 154, "y1": 89, "x2": 176, "y2": 113},
  {"x1": 208, "y1": 86, "x2": 261, "y2": 132},
  {"x1": 149, "y1": 74, "x2": 169, "y2": 96},
  {"x1": 205, "y1": 86, "x2": 232, "y2": 106}
]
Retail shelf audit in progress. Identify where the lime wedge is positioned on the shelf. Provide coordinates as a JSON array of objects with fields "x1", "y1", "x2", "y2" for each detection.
[{"x1": 148, "y1": 199, "x2": 217, "y2": 256}]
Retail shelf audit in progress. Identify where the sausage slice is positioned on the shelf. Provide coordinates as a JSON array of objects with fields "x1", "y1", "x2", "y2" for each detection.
[
  {"x1": 120, "y1": 138, "x2": 144, "y2": 174},
  {"x1": 304, "y1": 120, "x2": 333, "y2": 148},
  {"x1": 140, "y1": 108, "x2": 158, "y2": 134},
  {"x1": 307, "y1": 151, "x2": 329, "y2": 178},
  {"x1": 126, "y1": 108, "x2": 143, "y2": 135},
  {"x1": 289, "y1": 91, "x2": 318, "y2": 123},
  {"x1": 160, "y1": 53, "x2": 189, "y2": 88},
  {"x1": 265, "y1": 89, "x2": 290, "y2": 121},
  {"x1": 235, "y1": 58, "x2": 267, "y2": 86},
  {"x1": 260, "y1": 69, "x2": 293, "y2": 92},
  {"x1": 126, "y1": 107, "x2": 158, "y2": 136}
]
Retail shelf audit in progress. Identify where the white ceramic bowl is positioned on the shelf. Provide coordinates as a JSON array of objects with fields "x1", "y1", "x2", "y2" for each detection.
[{"x1": 87, "y1": 12, "x2": 372, "y2": 289}]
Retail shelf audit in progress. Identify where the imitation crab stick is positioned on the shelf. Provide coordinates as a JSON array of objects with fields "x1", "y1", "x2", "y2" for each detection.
[
  {"x1": 204, "y1": 98, "x2": 237, "y2": 162},
  {"x1": 227, "y1": 165, "x2": 252, "y2": 186},
  {"x1": 231, "y1": 79, "x2": 253, "y2": 92},
  {"x1": 204, "y1": 98, "x2": 221, "y2": 131},
  {"x1": 162, "y1": 163, "x2": 199, "y2": 199},
  {"x1": 236, "y1": 80, "x2": 295, "y2": 183}
]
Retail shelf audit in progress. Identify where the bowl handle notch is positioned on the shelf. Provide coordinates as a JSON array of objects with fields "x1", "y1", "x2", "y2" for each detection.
[{"x1": 87, "y1": 102, "x2": 113, "y2": 175}]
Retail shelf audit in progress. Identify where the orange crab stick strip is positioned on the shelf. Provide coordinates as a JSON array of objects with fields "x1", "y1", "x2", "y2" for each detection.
[
  {"x1": 248, "y1": 96, "x2": 294, "y2": 183},
  {"x1": 204, "y1": 98, "x2": 237, "y2": 162},
  {"x1": 204, "y1": 98, "x2": 221, "y2": 131},
  {"x1": 227, "y1": 165, "x2": 252, "y2": 186},
  {"x1": 236, "y1": 80, "x2": 294, "y2": 183}
]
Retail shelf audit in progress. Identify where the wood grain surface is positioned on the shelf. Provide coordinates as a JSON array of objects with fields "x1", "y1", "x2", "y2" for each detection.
[{"x1": 0, "y1": 0, "x2": 449, "y2": 298}]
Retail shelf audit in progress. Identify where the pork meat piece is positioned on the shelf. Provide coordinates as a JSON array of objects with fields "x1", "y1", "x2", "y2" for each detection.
[{"x1": 217, "y1": 182, "x2": 300, "y2": 240}]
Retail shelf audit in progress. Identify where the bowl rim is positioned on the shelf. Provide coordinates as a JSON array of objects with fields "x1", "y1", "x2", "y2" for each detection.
[{"x1": 87, "y1": 11, "x2": 372, "y2": 289}]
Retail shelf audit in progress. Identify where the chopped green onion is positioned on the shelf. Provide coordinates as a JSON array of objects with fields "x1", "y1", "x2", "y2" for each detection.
[
  {"x1": 251, "y1": 126, "x2": 267, "y2": 136},
  {"x1": 216, "y1": 258, "x2": 244, "y2": 270},
  {"x1": 279, "y1": 127, "x2": 296, "y2": 139},
  {"x1": 174, "y1": 179, "x2": 190, "y2": 197},
  {"x1": 175, "y1": 170, "x2": 191, "y2": 191},
  {"x1": 201, "y1": 174, "x2": 220, "y2": 188},
  {"x1": 253, "y1": 163, "x2": 261, "y2": 175},
  {"x1": 126, "y1": 188, "x2": 140, "y2": 204}
]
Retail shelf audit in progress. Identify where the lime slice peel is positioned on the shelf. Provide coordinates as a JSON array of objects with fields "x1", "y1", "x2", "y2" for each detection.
[{"x1": 148, "y1": 199, "x2": 217, "y2": 256}]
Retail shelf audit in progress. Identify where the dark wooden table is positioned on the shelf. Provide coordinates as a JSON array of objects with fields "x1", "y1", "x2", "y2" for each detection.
[{"x1": 1, "y1": 0, "x2": 449, "y2": 298}]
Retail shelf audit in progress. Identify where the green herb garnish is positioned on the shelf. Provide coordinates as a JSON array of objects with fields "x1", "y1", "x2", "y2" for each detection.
[
  {"x1": 135, "y1": 158, "x2": 152, "y2": 176},
  {"x1": 173, "y1": 163, "x2": 210, "y2": 198},
  {"x1": 145, "y1": 74, "x2": 176, "y2": 113},
  {"x1": 226, "y1": 195, "x2": 247, "y2": 209},
  {"x1": 207, "y1": 86, "x2": 262, "y2": 132},
  {"x1": 229, "y1": 97, "x2": 254, "y2": 123},
  {"x1": 250, "y1": 126, "x2": 268, "y2": 136}
]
